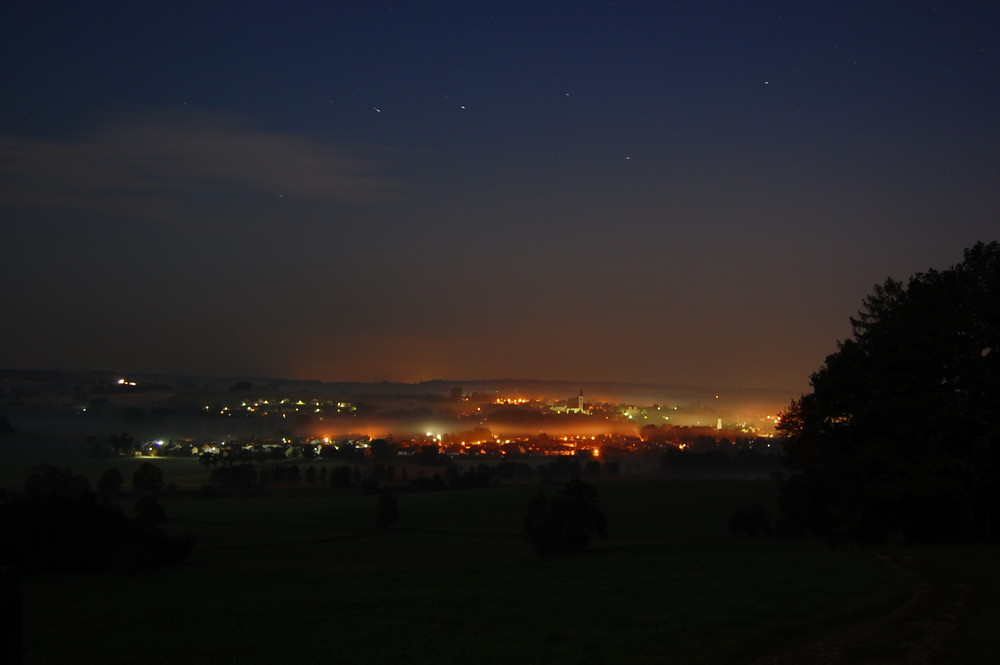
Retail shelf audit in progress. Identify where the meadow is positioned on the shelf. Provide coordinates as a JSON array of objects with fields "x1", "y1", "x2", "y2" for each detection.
[
  {"x1": 0, "y1": 427, "x2": 995, "y2": 664},
  {"x1": 16, "y1": 467, "x2": 997, "y2": 665}
]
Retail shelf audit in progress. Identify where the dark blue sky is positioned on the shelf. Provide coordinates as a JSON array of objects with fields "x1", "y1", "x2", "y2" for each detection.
[{"x1": 2, "y1": 1, "x2": 998, "y2": 392}]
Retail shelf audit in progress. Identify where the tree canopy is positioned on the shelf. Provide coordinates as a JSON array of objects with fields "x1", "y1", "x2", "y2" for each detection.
[
  {"x1": 132, "y1": 462, "x2": 164, "y2": 493},
  {"x1": 779, "y1": 241, "x2": 1000, "y2": 545},
  {"x1": 523, "y1": 479, "x2": 607, "y2": 556}
]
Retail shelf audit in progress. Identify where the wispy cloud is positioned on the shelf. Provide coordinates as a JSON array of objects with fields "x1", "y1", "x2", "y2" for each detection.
[{"x1": 0, "y1": 112, "x2": 398, "y2": 220}]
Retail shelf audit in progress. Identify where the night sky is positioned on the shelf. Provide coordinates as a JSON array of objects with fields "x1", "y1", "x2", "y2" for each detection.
[{"x1": 2, "y1": 1, "x2": 998, "y2": 392}]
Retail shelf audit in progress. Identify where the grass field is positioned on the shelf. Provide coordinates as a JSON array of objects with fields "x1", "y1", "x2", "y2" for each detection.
[
  {"x1": 20, "y1": 474, "x2": 992, "y2": 665},
  {"x1": 2, "y1": 430, "x2": 996, "y2": 665}
]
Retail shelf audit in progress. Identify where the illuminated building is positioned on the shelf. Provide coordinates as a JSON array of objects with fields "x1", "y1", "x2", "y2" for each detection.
[{"x1": 551, "y1": 390, "x2": 588, "y2": 415}]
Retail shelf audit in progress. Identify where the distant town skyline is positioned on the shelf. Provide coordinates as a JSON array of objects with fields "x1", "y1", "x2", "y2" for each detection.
[{"x1": 2, "y1": 2, "x2": 997, "y2": 392}]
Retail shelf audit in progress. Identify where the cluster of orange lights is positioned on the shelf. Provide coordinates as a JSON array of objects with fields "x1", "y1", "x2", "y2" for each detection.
[{"x1": 492, "y1": 397, "x2": 531, "y2": 405}]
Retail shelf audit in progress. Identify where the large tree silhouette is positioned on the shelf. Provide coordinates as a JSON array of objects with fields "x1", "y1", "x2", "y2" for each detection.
[{"x1": 779, "y1": 242, "x2": 1000, "y2": 544}]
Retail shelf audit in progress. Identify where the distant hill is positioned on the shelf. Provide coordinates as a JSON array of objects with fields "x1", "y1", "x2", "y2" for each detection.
[{"x1": 0, "y1": 369, "x2": 795, "y2": 416}]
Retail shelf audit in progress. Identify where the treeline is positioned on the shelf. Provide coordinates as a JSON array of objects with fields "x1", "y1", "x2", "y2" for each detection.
[
  {"x1": 207, "y1": 458, "x2": 622, "y2": 494},
  {"x1": 0, "y1": 465, "x2": 193, "y2": 574},
  {"x1": 641, "y1": 424, "x2": 777, "y2": 447},
  {"x1": 659, "y1": 445, "x2": 782, "y2": 472}
]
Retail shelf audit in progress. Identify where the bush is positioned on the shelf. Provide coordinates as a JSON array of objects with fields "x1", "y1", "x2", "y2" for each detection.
[
  {"x1": 97, "y1": 468, "x2": 124, "y2": 496},
  {"x1": 132, "y1": 462, "x2": 163, "y2": 493},
  {"x1": 210, "y1": 464, "x2": 258, "y2": 490},
  {"x1": 376, "y1": 490, "x2": 398, "y2": 529},
  {"x1": 135, "y1": 495, "x2": 167, "y2": 523},
  {"x1": 524, "y1": 479, "x2": 607, "y2": 556}
]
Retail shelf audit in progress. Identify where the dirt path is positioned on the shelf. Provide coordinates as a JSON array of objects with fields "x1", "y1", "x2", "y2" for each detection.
[{"x1": 750, "y1": 552, "x2": 971, "y2": 665}]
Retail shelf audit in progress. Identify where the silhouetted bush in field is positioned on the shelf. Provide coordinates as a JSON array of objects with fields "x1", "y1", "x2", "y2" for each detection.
[
  {"x1": 410, "y1": 475, "x2": 446, "y2": 492},
  {"x1": 376, "y1": 489, "x2": 398, "y2": 529},
  {"x1": 96, "y1": 467, "x2": 124, "y2": 497},
  {"x1": 210, "y1": 463, "x2": 258, "y2": 490},
  {"x1": 131, "y1": 462, "x2": 164, "y2": 493},
  {"x1": 135, "y1": 495, "x2": 167, "y2": 523},
  {"x1": 329, "y1": 465, "x2": 353, "y2": 489},
  {"x1": 260, "y1": 464, "x2": 301, "y2": 485},
  {"x1": 524, "y1": 479, "x2": 607, "y2": 556}
]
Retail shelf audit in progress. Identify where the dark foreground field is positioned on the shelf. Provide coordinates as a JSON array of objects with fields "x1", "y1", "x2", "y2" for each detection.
[{"x1": 15, "y1": 476, "x2": 1000, "y2": 665}]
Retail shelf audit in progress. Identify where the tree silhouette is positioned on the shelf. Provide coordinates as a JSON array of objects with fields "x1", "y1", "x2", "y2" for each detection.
[
  {"x1": 210, "y1": 464, "x2": 257, "y2": 490},
  {"x1": 135, "y1": 495, "x2": 167, "y2": 523},
  {"x1": 97, "y1": 467, "x2": 124, "y2": 496},
  {"x1": 369, "y1": 438, "x2": 394, "y2": 460},
  {"x1": 779, "y1": 242, "x2": 1000, "y2": 544},
  {"x1": 24, "y1": 465, "x2": 90, "y2": 498},
  {"x1": 132, "y1": 462, "x2": 164, "y2": 493},
  {"x1": 376, "y1": 490, "x2": 398, "y2": 530},
  {"x1": 329, "y1": 465, "x2": 352, "y2": 489},
  {"x1": 523, "y1": 479, "x2": 607, "y2": 556},
  {"x1": 109, "y1": 432, "x2": 135, "y2": 455}
]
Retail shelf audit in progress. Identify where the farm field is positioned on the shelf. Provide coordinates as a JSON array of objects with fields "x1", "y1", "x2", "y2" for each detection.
[{"x1": 15, "y1": 473, "x2": 997, "y2": 665}]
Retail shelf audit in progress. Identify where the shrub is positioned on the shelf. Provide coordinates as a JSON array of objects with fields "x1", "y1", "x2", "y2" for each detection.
[{"x1": 524, "y1": 479, "x2": 607, "y2": 556}]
